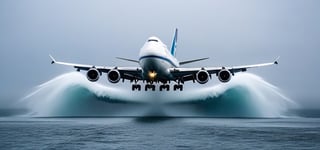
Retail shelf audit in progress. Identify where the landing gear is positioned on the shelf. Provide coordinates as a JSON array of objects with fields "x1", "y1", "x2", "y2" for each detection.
[
  {"x1": 132, "y1": 84, "x2": 141, "y2": 91},
  {"x1": 145, "y1": 84, "x2": 156, "y2": 91},
  {"x1": 173, "y1": 84, "x2": 183, "y2": 91},
  {"x1": 159, "y1": 84, "x2": 170, "y2": 91},
  {"x1": 132, "y1": 83, "x2": 183, "y2": 91}
]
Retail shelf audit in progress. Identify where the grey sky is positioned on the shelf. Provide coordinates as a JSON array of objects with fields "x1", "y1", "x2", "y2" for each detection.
[{"x1": 0, "y1": 0, "x2": 319, "y2": 107}]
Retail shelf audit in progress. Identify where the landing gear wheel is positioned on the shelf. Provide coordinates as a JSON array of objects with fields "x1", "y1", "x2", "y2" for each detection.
[
  {"x1": 160, "y1": 84, "x2": 170, "y2": 91},
  {"x1": 173, "y1": 84, "x2": 183, "y2": 91},
  {"x1": 132, "y1": 84, "x2": 141, "y2": 91},
  {"x1": 145, "y1": 84, "x2": 156, "y2": 91}
]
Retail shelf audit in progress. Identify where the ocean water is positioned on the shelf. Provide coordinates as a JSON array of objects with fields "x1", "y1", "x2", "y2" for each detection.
[
  {"x1": 1, "y1": 72, "x2": 319, "y2": 149},
  {"x1": 0, "y1": 117, "x2": 319, "y2": 150}
]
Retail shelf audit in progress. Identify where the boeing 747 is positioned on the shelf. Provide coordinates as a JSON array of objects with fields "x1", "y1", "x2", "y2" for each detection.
[{"x1": 50, "y1": 29, "x2": 278, "y2": 91}]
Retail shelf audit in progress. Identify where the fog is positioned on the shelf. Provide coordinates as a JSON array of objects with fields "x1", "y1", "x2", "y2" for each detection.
[{"x1": 0, "y1": 0, "x2": 319, "y2": 108}]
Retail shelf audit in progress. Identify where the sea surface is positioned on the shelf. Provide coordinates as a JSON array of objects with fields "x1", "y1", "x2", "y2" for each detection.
[
  {"x1": 1, "y1": 73, "x2": 319, "y2": 149},
  {"x1": 0, "y1": 116, "x2": 320, "y2": 150}
]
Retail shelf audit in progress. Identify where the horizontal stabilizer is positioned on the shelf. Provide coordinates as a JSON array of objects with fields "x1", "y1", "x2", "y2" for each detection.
[
  {"x1": 179, "y1": 57, "x2": 209, "y2": 65},
  {"x1": 116, "y1": 57, "x2": 139, "y2": 63}
]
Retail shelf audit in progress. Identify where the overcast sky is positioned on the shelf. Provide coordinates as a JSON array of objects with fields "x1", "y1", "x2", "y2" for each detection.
[{"x1": 0, "y1": 0, "x2": 319, "y2": 106}]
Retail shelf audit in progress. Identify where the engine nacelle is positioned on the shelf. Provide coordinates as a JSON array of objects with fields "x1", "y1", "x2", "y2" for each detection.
[
  {"x1": 196, "y1": 70, "x2": 210, "y2": 84},
  {"x1": 218, "y1": 69, "x2": 232, "y2": 83},
  {"x1": 86, "y1": 68, "x2": 100, "y2": 82},
  {"x1": 108, "y1": 69, "x2": 121, "y2": 83}
]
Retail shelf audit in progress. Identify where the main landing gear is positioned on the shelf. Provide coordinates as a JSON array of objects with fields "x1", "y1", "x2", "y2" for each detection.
[
  {"x1": 173, "y1": 84, "x2": 183, "y2": 91},
  {"x1": 145, "y1": 84, "x2": 156, "y2": 91},
  {"x1": 131, "y1": 84, "x2": 184, "y2": 91},
  {"x1": 159, "y1": 84, "x2": 170, "y2": 91},
  {"x1": 132, "y1": 84, "x2": 141, "y2": 91}
]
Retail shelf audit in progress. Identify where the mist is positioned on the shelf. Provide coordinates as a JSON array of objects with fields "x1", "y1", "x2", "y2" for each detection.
[{"x1": 0, "y1": 0, "x2": 320, "y2": 110}]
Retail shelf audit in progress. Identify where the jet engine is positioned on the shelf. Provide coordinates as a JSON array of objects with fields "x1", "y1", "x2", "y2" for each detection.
[
  {"x1": 196, "y1": 70, "x2": 210, "y2": 84},
  {"x1": 108, "y1": 69, "x2": 121, "y2": 83},
  {"x1": 86, "y1": 68, "x2": 100, "y2": 82},
  {"x1": 218, "y1": 69, "x2": 232, "y2": 83}
]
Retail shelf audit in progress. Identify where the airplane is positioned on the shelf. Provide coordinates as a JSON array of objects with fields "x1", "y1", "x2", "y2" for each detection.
[{"x1": 50, "y1": 28, "x2": 279, "y2": 91}]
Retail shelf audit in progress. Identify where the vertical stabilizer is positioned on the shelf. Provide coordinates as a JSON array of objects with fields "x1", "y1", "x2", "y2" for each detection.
[{"x1": 170, "y1": 28, "x2": 178, "y2": 56}]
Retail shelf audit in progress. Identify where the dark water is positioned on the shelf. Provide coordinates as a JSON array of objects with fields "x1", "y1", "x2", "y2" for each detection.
[{"x1": 0, "y1": 117, "x2": 319, "y2": 150}]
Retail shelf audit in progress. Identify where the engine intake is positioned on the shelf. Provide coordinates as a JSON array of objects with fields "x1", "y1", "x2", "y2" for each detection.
[
  {"x1": 218, "y1": 69, "x2": 231, "y2": 83},
  {"x1": 196, "y1": 70, "x2": 210, "y2": 84},
  {"x1": 108, "y1": 69, "x2": 121, "y2": 83},
  {"x1": 86, "y1": 68, "x2": 100, "y2": 82}
]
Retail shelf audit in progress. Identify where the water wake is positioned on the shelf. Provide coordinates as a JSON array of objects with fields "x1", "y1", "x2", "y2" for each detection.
[{"x1": 20, "y1": 72, "x2": 296, "y2": 117}]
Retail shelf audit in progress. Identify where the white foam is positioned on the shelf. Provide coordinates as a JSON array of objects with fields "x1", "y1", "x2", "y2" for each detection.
[{"x1": 20, "y1": 72, "x2": 296, "y2": 117}]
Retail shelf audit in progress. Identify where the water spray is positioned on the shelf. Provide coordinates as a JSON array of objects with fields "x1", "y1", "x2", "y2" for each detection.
[{"x1": 20, "y1": 72, "x2": 296, "y2": 117}]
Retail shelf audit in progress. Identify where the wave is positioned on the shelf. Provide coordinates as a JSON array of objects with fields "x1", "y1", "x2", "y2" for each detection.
[{"x1": 20, "y1": 72, "x2": 296, "y2": 118}]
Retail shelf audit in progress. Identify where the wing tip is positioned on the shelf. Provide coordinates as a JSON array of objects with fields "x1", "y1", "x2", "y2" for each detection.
[
  {"x1": 274, "y1": 56, "x2": 280, "y2": 65},
  {"x1": 49, "y1": 54, "x2": 56, "y2": 64}
]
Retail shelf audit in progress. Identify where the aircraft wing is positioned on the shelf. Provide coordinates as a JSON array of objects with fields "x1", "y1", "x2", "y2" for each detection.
[
  {"x1": 49, "y1": 55, "x2": 142, "y2": 81},
  {"x1": 170, "y1": 57, "x2": 279, "y2": 81}
]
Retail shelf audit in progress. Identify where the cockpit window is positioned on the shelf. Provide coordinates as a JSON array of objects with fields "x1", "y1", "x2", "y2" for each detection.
[{"x1": 148, "y1": 39, "x2": 158, "y2": 42}]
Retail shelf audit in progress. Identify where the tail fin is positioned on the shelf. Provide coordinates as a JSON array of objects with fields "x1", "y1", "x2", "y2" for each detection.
[{"x1": 170, "y1": 28, "x2": 178, "y2": 56}]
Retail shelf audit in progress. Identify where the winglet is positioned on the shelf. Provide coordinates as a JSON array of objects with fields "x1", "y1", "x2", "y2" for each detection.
[
  {"x1": 274, "y1": 56, "x2": 280, "y2": 65},
  {"x1": 49, "y1": 54, "x2": 56, "y2": 64},
  {"x1": 170, "y1": 28, "x2": 178, "y2": 56}
]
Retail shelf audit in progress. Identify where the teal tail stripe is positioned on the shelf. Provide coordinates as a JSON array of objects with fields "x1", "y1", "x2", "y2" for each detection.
[{"x1": 171, "y1": 28, "x2": 178, "y2": 56}]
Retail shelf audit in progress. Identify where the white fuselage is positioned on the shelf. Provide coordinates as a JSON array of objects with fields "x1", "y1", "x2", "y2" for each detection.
[{"x1": 139, "y1": 37, "x2": 179, "y2": 81}]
